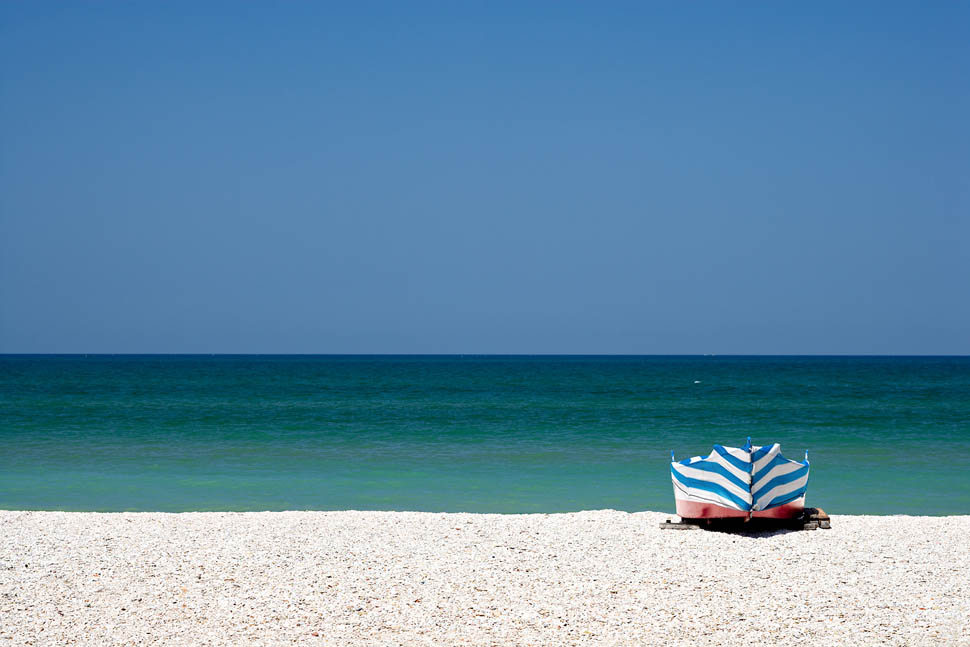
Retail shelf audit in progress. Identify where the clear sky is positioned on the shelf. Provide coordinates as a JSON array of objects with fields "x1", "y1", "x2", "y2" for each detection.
[{"x1": 1, "y1": 2, "x2": 967, "y2": 354}]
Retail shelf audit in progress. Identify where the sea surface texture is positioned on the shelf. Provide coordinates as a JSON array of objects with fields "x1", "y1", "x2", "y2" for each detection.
[{"x1": 1, "y1": 355, "x2": 968, "y2": 514}]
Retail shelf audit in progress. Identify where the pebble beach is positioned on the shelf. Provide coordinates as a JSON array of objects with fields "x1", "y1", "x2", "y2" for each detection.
[{"x1": 2, "y1": 510, "x2": 968, "y2": 646}]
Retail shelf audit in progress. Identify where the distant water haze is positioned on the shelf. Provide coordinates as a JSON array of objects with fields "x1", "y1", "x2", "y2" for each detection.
[{"x1": 2, "y1": 355, "x2": 968, "y2": 515}]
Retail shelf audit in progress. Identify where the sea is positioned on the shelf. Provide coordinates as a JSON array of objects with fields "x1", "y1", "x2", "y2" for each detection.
[{"x1": 1, "y1": 355, "x2": 968, "y2": 515}]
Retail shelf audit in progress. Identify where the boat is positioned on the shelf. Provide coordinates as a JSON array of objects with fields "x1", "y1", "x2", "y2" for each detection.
[{"x1": 670, "y1": 438, "x2": 809, "y2": 519}]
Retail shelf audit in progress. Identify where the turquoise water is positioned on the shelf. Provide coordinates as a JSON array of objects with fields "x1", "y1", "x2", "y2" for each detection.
[{"x1": 1, "y1": 355, "x2": 968, "y2": 514}]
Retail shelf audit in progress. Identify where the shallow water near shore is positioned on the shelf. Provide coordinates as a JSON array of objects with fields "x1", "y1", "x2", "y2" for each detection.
[{"x1": 1, "y1": 355, "x2": 968, "y2": 514}]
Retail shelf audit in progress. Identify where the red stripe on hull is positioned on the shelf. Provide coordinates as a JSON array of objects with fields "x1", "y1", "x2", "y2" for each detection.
[{"x1": 675, "y1": 499, "x2": 804, "y2": 520}]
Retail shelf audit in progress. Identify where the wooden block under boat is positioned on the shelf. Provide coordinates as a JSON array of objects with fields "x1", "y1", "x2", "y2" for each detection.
[{"x1": 658, "y1": 519, "x2": 702, "y2": 530}]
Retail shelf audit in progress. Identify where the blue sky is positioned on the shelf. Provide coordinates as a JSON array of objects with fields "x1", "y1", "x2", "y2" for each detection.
[{"x1": 1, "y1": 2, "x2": 967, "y2": 354}]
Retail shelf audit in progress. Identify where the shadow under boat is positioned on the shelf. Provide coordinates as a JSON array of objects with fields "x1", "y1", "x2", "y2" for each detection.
[{"x1": 659, "y1": 507, "x2": 831, "y2": 533}]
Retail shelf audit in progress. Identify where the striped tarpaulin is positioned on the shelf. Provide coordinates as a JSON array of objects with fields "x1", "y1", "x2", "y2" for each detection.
[{"x1": 670, "y1": 439, "x2": 809, "y2": 513}]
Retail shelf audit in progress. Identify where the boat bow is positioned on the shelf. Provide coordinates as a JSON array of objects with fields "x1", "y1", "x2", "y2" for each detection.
[{"x1": 670, "y1": 440, "x2": 809, "y2": 519}]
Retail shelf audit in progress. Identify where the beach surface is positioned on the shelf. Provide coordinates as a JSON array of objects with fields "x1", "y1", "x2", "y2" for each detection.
[{"x1": 2, "y1": 511, "x2": 967, "y2": 646}]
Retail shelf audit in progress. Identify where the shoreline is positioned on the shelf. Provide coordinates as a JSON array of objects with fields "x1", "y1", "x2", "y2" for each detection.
[
  {"x1": 4, "y1": 508, "x2": 970, "y2": 515},
  {"x1": 3, "y1": 510, "x2": 968, "y2": 646}
]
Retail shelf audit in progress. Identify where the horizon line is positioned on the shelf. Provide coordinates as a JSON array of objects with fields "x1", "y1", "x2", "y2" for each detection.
[{"x1": 1, "y1": 353, "x2": 968, "y2": 358}]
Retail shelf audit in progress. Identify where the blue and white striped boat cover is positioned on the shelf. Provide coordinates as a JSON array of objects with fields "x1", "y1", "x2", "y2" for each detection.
[{"x1": 670, "y1": 439, "x2": 809, "y2": 512}]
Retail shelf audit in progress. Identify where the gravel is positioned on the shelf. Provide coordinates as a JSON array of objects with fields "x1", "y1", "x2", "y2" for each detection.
[{"x1": 1, "y1": 510, "x2": 968, "y2": 646}]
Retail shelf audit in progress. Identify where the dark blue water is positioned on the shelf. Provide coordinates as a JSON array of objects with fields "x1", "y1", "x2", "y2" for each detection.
[{"x1": 1, "y1": 355, "x2": 968, "y2": 514}]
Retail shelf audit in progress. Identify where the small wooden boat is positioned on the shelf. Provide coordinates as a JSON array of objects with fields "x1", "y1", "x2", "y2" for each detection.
[{"x1": 670, "y1": 438, "x2": 809, "y2": 519}]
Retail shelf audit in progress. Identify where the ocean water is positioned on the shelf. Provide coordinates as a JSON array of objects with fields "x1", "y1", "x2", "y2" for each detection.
[{"x1": 1, "y1": 355, "x2": 968, "y2": 515}]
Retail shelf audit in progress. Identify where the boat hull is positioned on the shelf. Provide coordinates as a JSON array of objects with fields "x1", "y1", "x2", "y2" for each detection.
[
  {"x1": 670, "y1": 440, "x2": 810, "y2": 520},
  {"x1": 675, "y1": 497, "x2": 805, "y2": 520}
]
